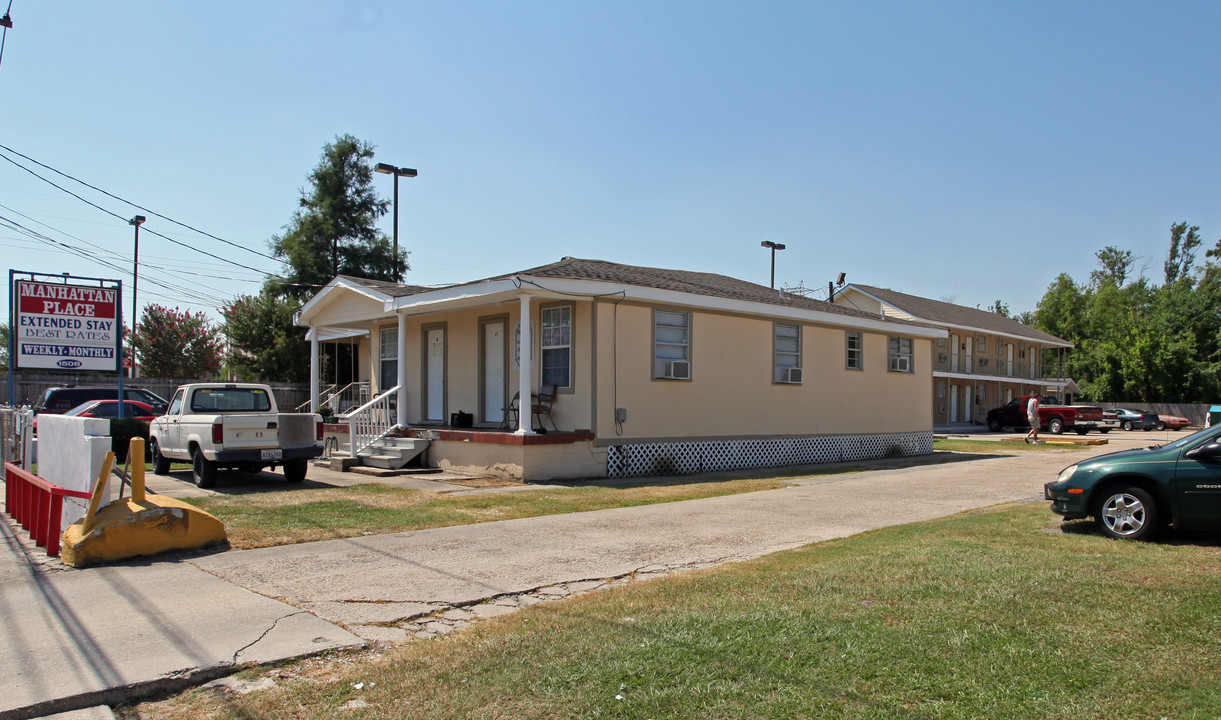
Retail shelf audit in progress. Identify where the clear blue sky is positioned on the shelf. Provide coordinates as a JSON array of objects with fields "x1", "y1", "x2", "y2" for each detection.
[{"x1": 2, "y1": 1, "x2": 1218, "y2": 326}]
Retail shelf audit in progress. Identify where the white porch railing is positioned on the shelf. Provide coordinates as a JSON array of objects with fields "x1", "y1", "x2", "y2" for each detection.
[{"x1": 340, "y1": 385, "x2": 400, "y2": 457}]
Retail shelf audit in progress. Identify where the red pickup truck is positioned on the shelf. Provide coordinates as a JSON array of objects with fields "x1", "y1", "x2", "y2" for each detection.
[{"x1": 985, "y1": 396, "x2": 1110, "y2": 435}]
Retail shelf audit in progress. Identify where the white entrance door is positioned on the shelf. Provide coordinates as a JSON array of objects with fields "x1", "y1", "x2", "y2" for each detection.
[
  {"x1": 1006, "y1": 343, "x2": 1014, "y2": 376},
  {"x1": 950, "y1": 334, "x2": 960, "y2": 372},
  {"x1": 964, "y1": 385, "x2": 973, "y2": 423},
  {"x1": 964, "y1": 337, "x2": 974, "y2": 373},
  {"x1": 949, "y1": 385, "x2": 959, "y2": 423},
  {"x1": 425, "y1": 328, "x2": 445, "y2": 422},
  {"x1": 482, "y1": 320, "x2": 506, "y2": 424}
]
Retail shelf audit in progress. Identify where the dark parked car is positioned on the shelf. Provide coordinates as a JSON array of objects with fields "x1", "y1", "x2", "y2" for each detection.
[
  {"x1": 1045, "y1": 423, "x2": 1221, "y2": 540},
  {"x1": 1105, "y1": 407, "x2": 1159, "y2": 432},
  {"x1": 32, "y1": 386, "x2": 169, "y2": 415}
]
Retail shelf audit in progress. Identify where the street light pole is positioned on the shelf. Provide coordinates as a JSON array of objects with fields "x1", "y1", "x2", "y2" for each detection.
[
  {"x1": 129, "y1": 215, "x2": 146, "y2": 380},
  {"x1": 760, "y1": 241, "x2": 786, "y2": 289},
  {"x1": 374, "y1": 163, "x2": 418, "y2": 282}
]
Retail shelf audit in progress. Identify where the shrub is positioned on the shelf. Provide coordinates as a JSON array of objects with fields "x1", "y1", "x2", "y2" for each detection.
[{"x1": 110, "y1": 418, "x2": 151, "y2": 463}]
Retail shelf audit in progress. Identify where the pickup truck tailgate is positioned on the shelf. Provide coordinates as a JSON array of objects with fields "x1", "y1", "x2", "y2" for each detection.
[
  {"x1": 221, "y1": 415, "x2": 283, "y2": 450},
  {"x1": 220, "y1": 414, "x2": 317, "y2": 450}
]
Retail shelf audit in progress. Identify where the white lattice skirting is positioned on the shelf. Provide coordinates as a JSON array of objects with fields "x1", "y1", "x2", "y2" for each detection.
[{"x1": 606, "y1": 431, "x2": 934, "y2": 479}]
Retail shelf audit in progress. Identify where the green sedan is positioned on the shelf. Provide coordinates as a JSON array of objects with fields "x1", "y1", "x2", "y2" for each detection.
[{"x1": 1045, "y1": 423, "x2": 1221, "y2": 540}]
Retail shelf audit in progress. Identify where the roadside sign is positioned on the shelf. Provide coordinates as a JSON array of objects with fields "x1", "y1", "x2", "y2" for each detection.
[{"x1": 13, "y1": 279, "x2": 120, "y2": 372}]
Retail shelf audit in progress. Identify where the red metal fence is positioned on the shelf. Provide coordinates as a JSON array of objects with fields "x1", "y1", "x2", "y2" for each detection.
[{"x1": 3, "y1": 462, "x2": 92, "y2": 558}]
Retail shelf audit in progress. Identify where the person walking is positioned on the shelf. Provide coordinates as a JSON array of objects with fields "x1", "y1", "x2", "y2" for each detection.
[{"x1": 1025, "y1": 395, "x2": 1041, "y2": 444}]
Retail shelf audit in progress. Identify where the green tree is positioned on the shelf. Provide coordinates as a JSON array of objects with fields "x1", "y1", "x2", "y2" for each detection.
[
  {"x1": 221, "y1": 289, "x2": 310, "y2": 382},
  {"x1": 130, "y1": 305, "x2": 224, "y2": 378},
  {"x1": 269, "y1": 134, "x2": 404, "y2": 300},
  {"x1": 1164, "y1": 221, "x2": 1201, "y2": 285},
  {"x1": 1032, "y1": 227, "x2": 1221, "y2": 403},
  {"x1": 1089, "y1": 246, "x2": 1135, "y2": 288},
  {"x1": 982, "y1": 299, "x2": 1010, "y2": 317},
  {"x1": 0, "y1": 322, "x2": 8, "y2": 369}
]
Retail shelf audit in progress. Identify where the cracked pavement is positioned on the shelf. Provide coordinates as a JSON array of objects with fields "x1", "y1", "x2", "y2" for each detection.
[
  {"x1": 0, "y1": 515, "x2": 363, "y2": 720},
  {"x1": 189, "y1": 450, "x2": 1075, "y2": 645}
]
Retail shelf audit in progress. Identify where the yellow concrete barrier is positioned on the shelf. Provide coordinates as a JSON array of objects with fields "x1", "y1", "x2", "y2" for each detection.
[{"x1": 59, "y1": 438, "x2": 227, "y2": 567}]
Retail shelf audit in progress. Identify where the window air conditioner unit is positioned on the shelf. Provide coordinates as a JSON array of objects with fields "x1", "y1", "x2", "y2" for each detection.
[
  {"x1": 662, "y1": 360, "x2": 690, "y2": 380},
  {"x1": 780, "y1": 367, "x2": 802, "y2": 383},
  {"x1": 979, "y1": 358, "x2": 989, "y2": 367}
]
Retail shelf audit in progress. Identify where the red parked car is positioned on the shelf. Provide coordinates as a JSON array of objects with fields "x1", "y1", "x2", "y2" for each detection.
[
  {"x1": 34, "y1": 400, "x2": 161, "y2": 433},
  {"x1": 1156, "y1": 413, "x2": 1192, "y2": 431}
]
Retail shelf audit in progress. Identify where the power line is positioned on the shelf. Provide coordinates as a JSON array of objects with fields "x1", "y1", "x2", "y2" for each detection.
[
  {"x1": 0, "y1": 142, "x2": 284, "y2": 265},
  {"x1": 0, "y1": 202, "x2": 245, "y2": 302},
  {"x1": 0, "y1": 148, "x2": 281, "y2": 277},
  {"x1": 0, "y1": 213, "x2": 231, "y2": 307}
]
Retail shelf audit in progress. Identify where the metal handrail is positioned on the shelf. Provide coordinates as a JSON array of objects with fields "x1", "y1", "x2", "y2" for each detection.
[
  {"x1": 340, "y1": 385, "x2": 400, "y2": 456},
  {"x1": 296, "y1": 381, "x2": 372, "y2": 413},
  {"x1": 296, "y1": 383, "x2": 336, "y2": 412}
]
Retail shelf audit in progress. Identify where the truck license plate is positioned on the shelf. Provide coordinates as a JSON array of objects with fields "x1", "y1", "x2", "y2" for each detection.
[{"x1": 261, "y1": 449, "x2": 283, "y2": 461}]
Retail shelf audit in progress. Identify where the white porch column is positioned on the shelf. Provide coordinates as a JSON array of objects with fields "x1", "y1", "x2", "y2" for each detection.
[
  {"x1": 396, "y1": 311, "x2": 408, "y2": 429},
  {"x1": 309, "y1": 330, "x2": 320, "y2": 413},
  {"x1": 515, "y1": 294, "x2": 536, "y2": 435}
]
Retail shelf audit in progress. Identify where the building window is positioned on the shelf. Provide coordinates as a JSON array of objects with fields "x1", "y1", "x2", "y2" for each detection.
[
  {"x1": 654, "y1": 309, "x2": 690, "y2": 379},
  {"x1": 380, "y1": 327, "x2": 397, "y2": 389},
  {"x1": 978, "y1": 337, "x2": 987, "y2": 354},
  {"x1": 540, "y1": 305, "x2": 572, "y2": 388},
  {"x1": 888, "y1": 336, "x2": 913, "y2": 373},
  {"x1": 846, "y1": 331, "x2": 863, "y2": 371},
  {"x1": 774, "y1": 323, "x2": 801, "y2": 383}
]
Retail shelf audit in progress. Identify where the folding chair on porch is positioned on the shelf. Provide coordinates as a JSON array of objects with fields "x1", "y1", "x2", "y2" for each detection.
[{"x1": 500, "y1": 392, "x2": 520, "y2": 430}]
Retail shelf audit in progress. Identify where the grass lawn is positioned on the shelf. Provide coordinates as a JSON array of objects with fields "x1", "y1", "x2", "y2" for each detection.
[{"x1": 122, "y1": 502, "x2": 1221, "y2": 719}]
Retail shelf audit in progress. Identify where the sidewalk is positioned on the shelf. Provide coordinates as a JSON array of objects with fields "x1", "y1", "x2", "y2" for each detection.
[{"x1": 0, "y1": 505, "x2": 364, "y2": 720}]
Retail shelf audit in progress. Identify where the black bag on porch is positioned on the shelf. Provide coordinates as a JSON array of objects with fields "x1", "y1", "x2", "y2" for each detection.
[{"x1": 450, "y1": 411, "x2": 474, "y2": 428}]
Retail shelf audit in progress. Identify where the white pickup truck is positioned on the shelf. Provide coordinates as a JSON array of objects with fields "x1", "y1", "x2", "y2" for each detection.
[{"x1": 149, "y1": 383, "x2": 323, "y2": 488}]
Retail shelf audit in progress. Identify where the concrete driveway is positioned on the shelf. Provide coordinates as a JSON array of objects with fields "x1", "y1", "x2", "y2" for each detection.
[{"x1": 189, "y1": 446, "x2": 1101, "y2": 643}]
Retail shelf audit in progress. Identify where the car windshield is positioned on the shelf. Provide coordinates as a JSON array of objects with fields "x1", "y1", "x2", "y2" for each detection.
[
  {"x1": 1156, "y1": 424, "x2": 1221, "y2": 453},
  {"x1": 62, "y1": 402, "x2": 96, "y2": 417}
]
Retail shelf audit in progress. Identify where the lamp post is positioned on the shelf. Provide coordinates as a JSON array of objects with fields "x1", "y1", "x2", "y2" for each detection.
[
  {"x1": 760, "y1": 241, "x2": 786, "y2": 289},
  {"x1": 129, "y1": 215, "x2": 146, "y2": 380},
  {"x1": 373, "y1": 163, "x2": 418, "y2": 281}
]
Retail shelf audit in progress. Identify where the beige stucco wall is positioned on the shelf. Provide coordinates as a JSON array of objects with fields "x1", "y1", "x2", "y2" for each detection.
[
  {"x1": 369, "y1": 299, "x2": 595, "y2": 431},
  {"x1": 429, "y1": 439, "x2": 608, "y2": 481},
  {"x1": 593, "y1": 300, "x2": 932, "y2": 442}
]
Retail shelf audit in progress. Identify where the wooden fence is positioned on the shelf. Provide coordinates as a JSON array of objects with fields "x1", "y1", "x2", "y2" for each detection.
[
  {"x1": 1096, "y1": 403, "x2": 1216, "y2": 428},
  {"x1": 2, "y1": 373, "x2": 310, "y2": 411}
]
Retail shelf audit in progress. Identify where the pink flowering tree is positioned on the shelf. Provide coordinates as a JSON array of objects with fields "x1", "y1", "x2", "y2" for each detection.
[{"x1": 130, "y1": 305, "x2": 225, "y2": 378}]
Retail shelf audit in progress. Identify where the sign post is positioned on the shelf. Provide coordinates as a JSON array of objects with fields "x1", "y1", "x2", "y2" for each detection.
[{"x1": 8, "y1": 271, "x2": 124, "y2": 416}]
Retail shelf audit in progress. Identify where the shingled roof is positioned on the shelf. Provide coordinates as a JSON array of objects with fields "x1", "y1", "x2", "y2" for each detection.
[
  {"x1": 846, "y1": 283, "x2": 1071, "y2": 347},
  {"x1": 344, "y1": 258, "x2": 935, "y2": 328}
]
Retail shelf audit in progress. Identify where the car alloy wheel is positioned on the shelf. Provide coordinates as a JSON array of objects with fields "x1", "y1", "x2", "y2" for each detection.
[{"x1": 1096, "y1": 487, "x2": 1157, "y2": 540}]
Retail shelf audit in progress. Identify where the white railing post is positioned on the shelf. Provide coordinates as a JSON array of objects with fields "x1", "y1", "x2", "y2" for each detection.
[{"x1": 341, "y1": 385, "x2": 401, "y2": 456}]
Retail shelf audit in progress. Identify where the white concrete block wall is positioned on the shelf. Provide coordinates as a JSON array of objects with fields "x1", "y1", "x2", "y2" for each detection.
[{"x1": 37, "y1": 415, "x2": 114, "y2": 529}]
